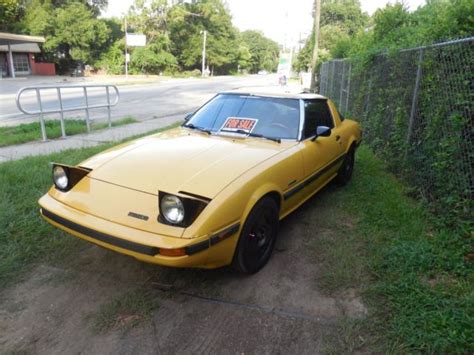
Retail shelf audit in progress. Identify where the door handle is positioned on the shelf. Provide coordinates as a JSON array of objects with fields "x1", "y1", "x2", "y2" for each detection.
[{"x1": 336, "y1": 135, "x2": 341, "y2": 141}]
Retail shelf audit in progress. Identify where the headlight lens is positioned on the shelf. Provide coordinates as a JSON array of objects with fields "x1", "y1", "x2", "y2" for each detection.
[
  {"x1": 53, "y1": 165, "x2": 68, "y2": 190},
  {"x1": 160, "y1": 194, "x2": 185, "y2": 224}
]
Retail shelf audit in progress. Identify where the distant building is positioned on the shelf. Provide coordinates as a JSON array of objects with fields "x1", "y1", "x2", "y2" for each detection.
[{"x1": 0, "y1": 32, "x2": 56, "y2": 78}]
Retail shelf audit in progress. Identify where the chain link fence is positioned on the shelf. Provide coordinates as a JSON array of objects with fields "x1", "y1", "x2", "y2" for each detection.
[{"x1": 320, "y1": 37, "x2": 473, "y2": 225}]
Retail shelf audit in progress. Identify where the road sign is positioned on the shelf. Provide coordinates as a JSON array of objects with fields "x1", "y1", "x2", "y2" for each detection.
[{"x1": 126, "y1": 34, "x2": 146, "y2": 47}]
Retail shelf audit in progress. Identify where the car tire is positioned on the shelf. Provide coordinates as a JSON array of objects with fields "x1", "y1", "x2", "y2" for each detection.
[
  {"x1": 232, "y1": 197, "x2": 279, "y2": 274},
  {"x1": 335, "y1": 146, "x2": 355, "y2": 185}
]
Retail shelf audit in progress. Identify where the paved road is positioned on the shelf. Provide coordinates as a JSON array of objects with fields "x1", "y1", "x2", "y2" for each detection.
[{"x1": 0, "y1": 75, "x2": 277, "y2": 126}]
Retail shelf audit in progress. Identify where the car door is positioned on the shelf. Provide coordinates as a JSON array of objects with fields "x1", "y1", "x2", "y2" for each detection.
[{"x1": 300, "y1": 99, "x2": 345, "y2": 193}]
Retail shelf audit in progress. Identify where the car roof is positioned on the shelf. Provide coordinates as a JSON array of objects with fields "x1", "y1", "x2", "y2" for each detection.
[{"x1": 221, "y1": 86, "x2": 328, "y2": 100}]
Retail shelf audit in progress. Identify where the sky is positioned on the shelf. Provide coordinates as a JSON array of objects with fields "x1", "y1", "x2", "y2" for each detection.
[{"x1": 103, "y1": 0, "x2": 427, "y2": 46}]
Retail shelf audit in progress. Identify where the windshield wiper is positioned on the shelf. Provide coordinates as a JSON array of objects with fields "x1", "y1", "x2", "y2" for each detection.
[
  {"x1": 184, "y1": 123, "x2": 212, "y2": 135},
  {"x1": 231, "y1": 129, "x2": 281, "y2": 143}
]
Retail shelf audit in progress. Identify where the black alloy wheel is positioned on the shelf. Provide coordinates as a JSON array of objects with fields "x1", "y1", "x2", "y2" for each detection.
[{"x1": 232, "y1": 197, "x2": 279, "y2": 274}]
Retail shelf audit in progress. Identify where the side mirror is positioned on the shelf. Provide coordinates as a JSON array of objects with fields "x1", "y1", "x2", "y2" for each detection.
[
  {"x1": 312, "y1": 126, "x2": 331, "y2": 141},
  {"x1": 184, "y1": 112, "x2": 194, "y2": 122}
]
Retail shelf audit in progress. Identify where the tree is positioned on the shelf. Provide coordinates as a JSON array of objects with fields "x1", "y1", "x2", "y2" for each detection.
[
  {"x1": 0, "y1": 0, "x2": 25, "y2": 32},
  {"x1": 19, "y1": 0, "x2": 110, "y2": 71},
  {"x1": 20, "y1": 0, "x2": 52, "y2": 35},
  {"x1": 324, "y1": 0, "x2": 474, "y2": 70},
  {"x1": 96, "y1": 38, "x2": 124, "y2": 74},
  {"x1": 167, "y1": 0, "x2": 239, "y2": 74},
  {"x1": 372, "y1": 3, "x2": 414, "y2": 47},
  {"x1": 320, "y1": 0, "x2": 368, "y2": 35},
  {"x1": 235, "y1": 40, "x2": 251, "y2": 71},
  {"x1": 47, "y1": 2, "x2": 109, "y2": 62},
  {"x1": 130, "y1": 45, "x2": 176, "y2": 73},
  {"x1": 240, "y1": 30, "x2": 279, "y2": 73},
  {"x1": 125, "y1": 0, "x2": 177, "y2": 74},
  {"x1": 294, "y1": 0, "x2": 368, "y2": 72},
  {"x1": 412, "y1": 0, "x2": 474, "y2": 44}
]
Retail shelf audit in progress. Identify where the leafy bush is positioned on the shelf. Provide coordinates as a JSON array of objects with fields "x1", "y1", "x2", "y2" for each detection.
[
  {"x1": 319, "y1": 1, "x2": 473, "y2": 228},
  {"x1": 335, "y1": 42, "x2": 473, "y2": 230},
  {"x1": 96, "y1": 40, "x2": 125, "y2": 75},
  {"x1": 129, "y1": 45, "x2": 177, "y2": 74}
]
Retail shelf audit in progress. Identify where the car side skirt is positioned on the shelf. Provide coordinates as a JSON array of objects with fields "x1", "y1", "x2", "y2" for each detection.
[{"x1": 283, "y1": 152, "x2": 346, "y2": 200}]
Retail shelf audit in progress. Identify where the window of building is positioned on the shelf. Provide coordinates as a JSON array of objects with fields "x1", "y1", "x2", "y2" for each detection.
[{"x1": 13, "y1": 54, "x2": 30, "y2": 74}]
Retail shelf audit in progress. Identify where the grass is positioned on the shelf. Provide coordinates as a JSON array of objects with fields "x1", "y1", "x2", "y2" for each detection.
[
  {"x1": 0, "y1": 122, "x2": 180, "y2": 289},
  {"x1": 88, "y1": 288, "x2": 159, "y2": 332},
  {"x1": 0, "y1": 116, "x2": 137, "y2": 147},
  {"x1": 314, "y1": 146, "x2": 473, "y2": 353},
  {"x1": 0, "y1": 138, "x2": 471, "y2": 351}
]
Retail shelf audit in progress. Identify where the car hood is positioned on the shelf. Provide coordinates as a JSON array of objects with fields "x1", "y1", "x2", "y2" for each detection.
[{"x1": 82, "y1": 128, "x2": 294, "y2": 199}]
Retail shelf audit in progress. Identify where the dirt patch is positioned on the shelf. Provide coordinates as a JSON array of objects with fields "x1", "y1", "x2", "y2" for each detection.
[{"x1": 0, "y1": 185, "x2": 368, "y2": 354}]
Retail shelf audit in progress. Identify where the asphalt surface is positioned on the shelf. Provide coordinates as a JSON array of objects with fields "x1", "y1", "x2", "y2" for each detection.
[{"x1": 0, "y1": 75, "x2": 277, "y2": 126}]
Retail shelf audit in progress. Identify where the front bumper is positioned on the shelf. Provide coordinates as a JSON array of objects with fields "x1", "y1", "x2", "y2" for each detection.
[{"x1": 39, "y1": 194, "x2": 240, "y2": 268}]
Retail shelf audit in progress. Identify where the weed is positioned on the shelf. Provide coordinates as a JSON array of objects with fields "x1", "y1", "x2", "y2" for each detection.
[
  {"x1": 88, "y1": 288, "x2": 159, "y2": 332},
  {"x1": 317, "y1": 146, "x2": 473, "y2": 353}
]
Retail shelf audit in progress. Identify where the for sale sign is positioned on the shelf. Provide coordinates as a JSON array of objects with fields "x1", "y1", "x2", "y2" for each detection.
[{"x1": 220, "y1": 117, "x2": 258, "y2": 134}]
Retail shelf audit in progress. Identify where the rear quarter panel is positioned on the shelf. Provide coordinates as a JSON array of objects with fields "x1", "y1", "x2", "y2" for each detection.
[{"x1": 328, "y1": 99, "x2": 361, "y2": 152}]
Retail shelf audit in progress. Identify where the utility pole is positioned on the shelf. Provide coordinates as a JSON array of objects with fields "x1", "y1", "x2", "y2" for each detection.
[
  {"x1": 124, "y1": 18, "x2": 129, "y2": 80},
  {"x1": 201, "y1": 30, "x2": 207, "y2": 77},
  {"x1": 310, "y1": 0, "x2": 321, "y2": 92}
]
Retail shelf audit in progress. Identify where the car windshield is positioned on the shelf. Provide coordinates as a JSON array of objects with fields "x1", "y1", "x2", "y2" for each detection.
[{"x1": 186, "y1": 94, "x2": 300, "y2": 140}]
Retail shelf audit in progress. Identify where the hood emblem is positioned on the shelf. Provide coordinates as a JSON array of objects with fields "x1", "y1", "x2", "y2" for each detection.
[{"x1": 128, "y1": 212, "x2": 149, "y2": 221}]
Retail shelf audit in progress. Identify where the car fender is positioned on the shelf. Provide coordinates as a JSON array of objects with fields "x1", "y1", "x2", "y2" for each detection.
[
  {"x1": 221, "y1": 181, "x2": 282, "y2": 265},
  {"x1": 240, "y1": 182, "x2": 283, "y2": 225},
  {"x1": 346, "y1": 136, "x2": 358, "y2": 152},
  {"x1": 341, "y1": 119, "x2": 361, "y2": 153}
]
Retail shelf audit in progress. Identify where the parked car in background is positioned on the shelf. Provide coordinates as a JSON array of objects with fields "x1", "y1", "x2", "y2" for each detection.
[
  {"x1": 39, "y1": 87, "x2": 362, "y2": 274},
  {"x1": 70, "y1": 62, "x2": 84, "y2": 77}
]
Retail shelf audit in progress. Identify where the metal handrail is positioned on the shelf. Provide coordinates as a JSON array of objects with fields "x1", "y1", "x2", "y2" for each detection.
[{"x1": 16, "y1": 84, "x2": 120, "y2": 141}]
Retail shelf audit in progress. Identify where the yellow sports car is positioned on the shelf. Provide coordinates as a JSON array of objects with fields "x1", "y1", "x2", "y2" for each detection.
[{"x1": 39, "y1": 88, "x2": 362, "y2": 273}]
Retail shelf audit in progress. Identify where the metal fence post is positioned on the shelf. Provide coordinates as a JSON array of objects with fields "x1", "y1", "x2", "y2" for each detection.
[
  {"x1": 36, "y1": 88, "x2": 47, "y2": 141},
  {"x1": 345, "y1": 62, "x2": 351, "y2": 115},
  {"x1": 339, "y1": 60, "x2": 346, "y2": 107},
  {"x1": 406, "y1": 49, "x2": 424, "y2": 145},
  {"x1": 327, "y1": 62, "x2": 331, "y2": 97},
  {"x1": 106, "y1": 86, "x2": 112, "y2": 128},
  {"x1": 320, "y1": 63, "x2": 326, "y2": 95},
  {"x1": 319, "y1": 63, "x2": 324, "y2": 94},
  {"x1": 83, "y1": 86, "x2": 91, "y2": 132},
  {"x1": 331, "y1": 61, "x2": 336, "y2": 98},
  {"x1": 365, "y1": 77, "x2": 372, "y2": 122},
  {"x1": 56, "y1": 87, "x2": 66, "y2": 138},
  {"x1": 325, "y1": 62, "x2": 329, "y2": 94}
]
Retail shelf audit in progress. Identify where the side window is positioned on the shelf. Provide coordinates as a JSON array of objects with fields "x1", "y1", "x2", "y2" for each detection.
[{"x1": 303, "y1": 100, "x2": 334, "y2": 138}]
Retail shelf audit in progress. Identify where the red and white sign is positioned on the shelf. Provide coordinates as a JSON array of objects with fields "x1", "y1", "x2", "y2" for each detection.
[{"x1": 220, "y1": 117, "x2": 258, "y2": 134}]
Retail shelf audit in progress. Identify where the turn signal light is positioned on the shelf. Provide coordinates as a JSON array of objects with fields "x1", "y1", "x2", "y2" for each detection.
[{"x1": 159, "y1": 248, "x2": 186, "y2": 257}]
